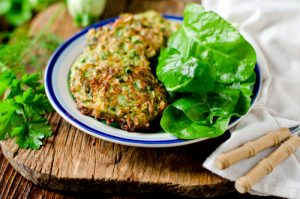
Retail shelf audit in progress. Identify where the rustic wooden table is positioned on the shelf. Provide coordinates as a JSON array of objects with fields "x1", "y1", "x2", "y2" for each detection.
[
  {"x1": 0, "y1": 148, "x2": 266, "y2": 199},
  {"x1": 0, "y1": 1, "x2": 278, "y2": 198}
]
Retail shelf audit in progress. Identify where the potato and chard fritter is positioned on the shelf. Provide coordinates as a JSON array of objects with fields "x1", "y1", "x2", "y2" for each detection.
[{"x1": 70, "y1": 11, "x2": 175, "y2": 131}]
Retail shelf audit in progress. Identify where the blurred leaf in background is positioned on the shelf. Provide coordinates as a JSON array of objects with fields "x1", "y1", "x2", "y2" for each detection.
[
  {"x1": 5, "y1": 0, "x2": 32, "y2": 26},
  {"x1": 0, "y1": 0, "x2": 63, "y2": 74},
  {"x1": 0, "y1": 0, "x2": 59, "y2": 26},
  {"x1": 0, "y1": 0, "x2": 11, "y2": 15},
  {"x1": 0, "y1": 33, "x2": 62, "y2": 75}
]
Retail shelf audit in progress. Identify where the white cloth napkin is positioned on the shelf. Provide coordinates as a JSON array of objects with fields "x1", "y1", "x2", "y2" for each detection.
[{"x1": 202, "y1": 0, "x2": 300, "y2": 198}]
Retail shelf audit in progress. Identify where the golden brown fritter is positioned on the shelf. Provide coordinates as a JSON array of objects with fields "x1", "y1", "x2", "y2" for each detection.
[{"x1": 70, "y1": 11, "x2": 175, "y2": 131}]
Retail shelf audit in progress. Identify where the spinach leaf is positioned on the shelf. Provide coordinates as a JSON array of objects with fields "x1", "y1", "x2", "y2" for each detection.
[
  {"x1": 161, "y1": 102, "x2": 230, "y2": 139},
  {"x1": 160, "y1": 84, "x2": 242, "y2": 139},
  {"x1": 171, "y1": 94, "x2": 211, "y2": 124},
  {"x1": 208, "y1": 84, "x2": 240, "y2": 117},
  {"x1": 233, "y1": 71, "x2": 256, "y2": 116},
  {"x1": 157, "y1": 48, "x2": 215, "y2": 93},
  {"x1": 157, "y1": 3, "x2": 257, "y2": 139},
  {"x1": 168, "y1": 4, "x2": 256, "y2": 84}
]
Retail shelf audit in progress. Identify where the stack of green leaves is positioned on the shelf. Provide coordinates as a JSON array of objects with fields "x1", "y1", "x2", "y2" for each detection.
[
  {"x1": 0, "y1": 69, "x2": 53, "y2": 149},
  {"x1": 157, "y1": 4, "x2": 257, "y2": 139}
]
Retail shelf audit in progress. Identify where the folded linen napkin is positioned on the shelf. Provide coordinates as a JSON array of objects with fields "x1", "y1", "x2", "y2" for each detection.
[{"x1": 202, "y1": 0, "x2": 300, "y2": 198}]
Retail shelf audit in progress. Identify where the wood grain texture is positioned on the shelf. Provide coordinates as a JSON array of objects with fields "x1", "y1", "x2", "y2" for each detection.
[
  {"x1": 0, "y1": 0, "x2": 266, "y2": 198},
  {"x1": 0, "y1": 147, "x2": 277, "y2": 198},
  {"x1": 1, "y1": 113, "x2": 235, "y2": 197}
]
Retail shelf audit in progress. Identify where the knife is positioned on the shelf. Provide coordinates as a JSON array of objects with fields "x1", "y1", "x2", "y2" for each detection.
[{"x1": 215, "y1": 125, "x2": 300, "y2": 170}]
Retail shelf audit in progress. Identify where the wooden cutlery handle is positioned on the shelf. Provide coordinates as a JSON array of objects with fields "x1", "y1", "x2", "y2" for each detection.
[
  {"x1": 215, "y1": 128, "x2": 290, "y2": 170},
  {"x1": 235, "y1": 135, "x2": 300, "y2": 193}
]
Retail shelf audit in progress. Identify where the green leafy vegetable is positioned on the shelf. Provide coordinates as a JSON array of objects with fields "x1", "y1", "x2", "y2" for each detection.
[
  {"x1": 232, "y1": 71, "x2": 256, "y2": 116},
  {"x1": 157, "y1": 47, "x2": 215, "y2": 93},
  {"x1": 161, "y1": 99, "x2": 231, "y2": 139},
  {"x1": 0, "y1": 69, "x2": 53, "y2": 149},
  {"x1": 208, "y1": 84, "x2": 240, "y2": 117},
  {"x1": 0, "y1": 4, "x2": 61, "y2": 149},
  {"x1": 160, "y1": 84, "x2": 242, "y2": 139},
  {"x1": 167, "y1": 4, "x2": 256, "y2": 84},
  {"x1": 0, "y1": 69, "x2": 16, "y2": 96},
  {"x1": 11, "y1": 114, "x2": 52, "y2": 149},
  {"x1": 0, "y1": 99, "x2": 23, "y2": 140},
  {"x1": 157, "y1": 4, "x2": 257, "y2": 139}
]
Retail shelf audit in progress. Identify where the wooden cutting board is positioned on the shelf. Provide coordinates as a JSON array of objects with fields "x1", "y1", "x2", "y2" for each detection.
[{"x1": 0, "y1": 1, "x2": 234, "y2": 197}]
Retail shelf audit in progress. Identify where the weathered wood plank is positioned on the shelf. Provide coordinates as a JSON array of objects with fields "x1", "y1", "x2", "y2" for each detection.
[
  {"x1": 0, "y1": 146, "x2": 266, "y2": 198},
  {"x1": 1, "y1": 112, "x2": 234, "y2": 197}
]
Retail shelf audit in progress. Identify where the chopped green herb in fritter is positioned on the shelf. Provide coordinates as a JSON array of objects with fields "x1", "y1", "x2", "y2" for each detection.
[{"x1": 70, "y1": 11, "x2": 177, "y2": 131}]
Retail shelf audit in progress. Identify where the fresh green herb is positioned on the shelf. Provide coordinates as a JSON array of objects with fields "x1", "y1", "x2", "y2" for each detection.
[
  {"x1": 0, "y1": 12, "x2": 61, "y2": 149},
  {"x1": 157, "y1": 4, "x2": 256, "y2": 139},
  {"x1": 0, "y1": 0, "x2": 63, "y2": 149},
  {"x1": 0, "y1": 32, "x2": 62, "y2": 75},
  {"x1": 0, "y1": 69, "x2": 53, "y2": 149},
  {"x1": 0, "y1": 69, "x2": 16, "y2": 96}
]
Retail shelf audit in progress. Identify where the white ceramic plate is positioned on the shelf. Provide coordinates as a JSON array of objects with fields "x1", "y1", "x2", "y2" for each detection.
[{"x1": 45, "y1": 16, "x2": 262, "y2": 148}]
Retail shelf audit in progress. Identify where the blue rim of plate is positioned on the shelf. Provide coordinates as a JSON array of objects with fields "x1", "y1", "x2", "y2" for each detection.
[{"x1": 45, "y1": 15, "x2": 262, "y2": 146}]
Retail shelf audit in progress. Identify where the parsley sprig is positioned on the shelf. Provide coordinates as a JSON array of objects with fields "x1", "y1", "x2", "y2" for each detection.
[{"x1": 0, "y1": 69, "x2": 53, "y2": 149}]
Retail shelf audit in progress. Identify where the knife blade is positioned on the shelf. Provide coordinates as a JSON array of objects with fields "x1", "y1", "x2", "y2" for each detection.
[
  {"x1": 215, "y1": 125, "x2": 300, "y2": 170},
  {"x1": 289, "y1": 125, "x2": 300, "y2": 134}
]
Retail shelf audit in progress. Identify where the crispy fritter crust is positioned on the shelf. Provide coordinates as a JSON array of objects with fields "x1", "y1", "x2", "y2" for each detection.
[{"x1": 70, "y1": 11, "x2": 174, "y2": 131}]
